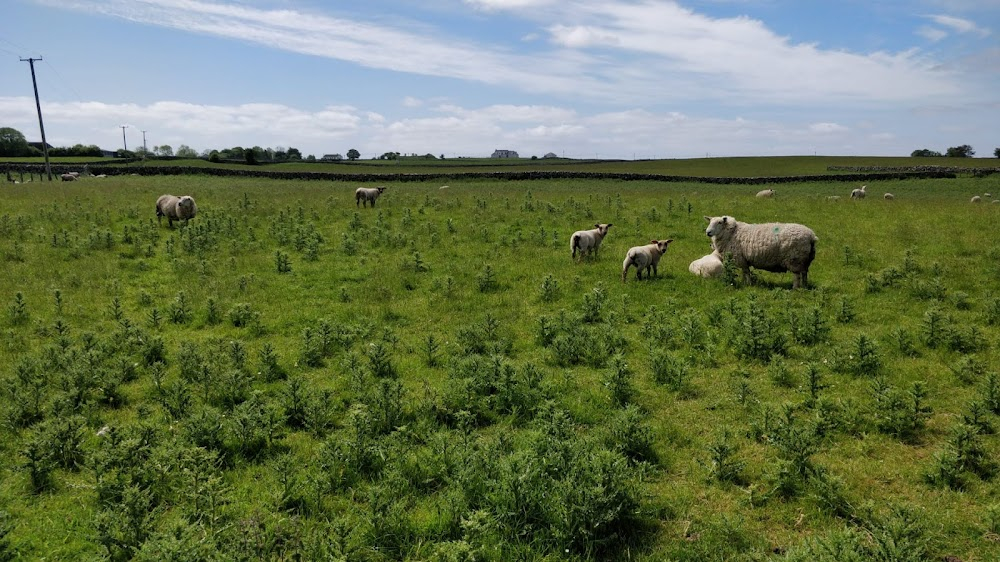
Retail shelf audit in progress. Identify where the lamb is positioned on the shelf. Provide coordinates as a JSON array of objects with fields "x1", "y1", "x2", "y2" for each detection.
[
  {"x1": 156, "y1": 194, "x2": 198, "y2": 227},
  {"x1": 826, "y1": 196, "x2": 841, "y2": 201},
  {"x1": 851, "y1": 185, "x2": 867, "y2": 199},
  {"x1": 704, "y1": 215, "x2": 817, "y2": 289},
  {"x1": 985, "y1": 193, "x2": 993, "y2": 198},
  {"x1": 756, "y1": 189, "x2": 775, "y2": 198},
  {"x1": 884, "y1": 193, "x2": 895, "y2": 200},
  {"x1": 355, "y1": 186, "x2": 386, "y2": 208},
  {"x1": 689, "y1": 251, "x2": 724, "y2": 278},
  {"x1": 971, "y1": 195, "x2": 982, "y2": 203},
  {"x1": 622, "y1": 239, "x2": 673, "y2": 282},
  {"x1": 570, "y1": 223, "x2": 613, "y2": 260},
  {"x1": 60, "y1": 173, "x2": 77, "y2": 181}
]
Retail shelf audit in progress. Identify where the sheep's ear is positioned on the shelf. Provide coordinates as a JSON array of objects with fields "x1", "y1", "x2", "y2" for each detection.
[
  {"x1": 607, "y1": 224, "x2": 612, "y2": 227},
  {"x1": 722, "y1": 217, "x2": 729, "y2": 224},
  {"x1": 649, "y1": 240, "x2": 657, "y2": 244},
  {"x1": 594, "y1": 223, "x2": 601, "y2": 228},
  {"x1": 665, "y1": 239, "x2": 673, "y2": 244},
  {"x1": 703, "y1": 216, "x2": 711, "y2": 222}
]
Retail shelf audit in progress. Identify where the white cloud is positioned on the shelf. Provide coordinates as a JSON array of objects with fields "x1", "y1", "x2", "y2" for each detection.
[
  {"x1": 809, "y1": 122, "x2": 848, "y2": 134},
  {"x1": 917, "y1": 26, "x2": 948, "y2": 42},
  {"x1": 402, "y1": 97, "x2": 423, "y2": 108},
  {"x1": 926, "y1": 14, "x2": 991, "y2": 36}
]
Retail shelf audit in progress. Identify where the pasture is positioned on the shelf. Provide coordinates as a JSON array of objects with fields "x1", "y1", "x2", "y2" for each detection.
[{"x1": 1, "y1": 171, "x2": 1000, "y2": 560}]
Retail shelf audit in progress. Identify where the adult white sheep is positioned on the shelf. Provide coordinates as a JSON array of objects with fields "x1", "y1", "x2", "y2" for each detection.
[
  {"x1": 704, "y1": 215, "x2": 817, "y2": 289},
  {"x1": 689, "y1": 251, "x2": 724, "y2": 278},
  {"x1": 355, "y1": 186, "x2": 386, "y2": 208},
  {"x1": 851, "y1": 185, "x2": 867, "y2": 199},
  {"x1": 156, "y1": 194, "x2": 198, "y2": 227},
  {"x1": 622, "y1": 239, "x2": 673, "y2": 282},
  {"x1": 971, "y1": 195, "x2": 982, "y2": 203},
  {"x1": 884, "y1": 193, "x2": 895, "y2": 200},
  {"x1": 756, "y1": 189, "x2": 775, "y2": 198},
  {"x1": 60, "y1": 173, "x2": 77, "y2": 181},
  {"x1": 570, "y1": 223, "x2": 613, "y2": 260}
]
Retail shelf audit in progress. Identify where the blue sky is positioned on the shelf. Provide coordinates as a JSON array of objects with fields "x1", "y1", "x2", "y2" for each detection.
[{"x1": 1, "y1": 0, "x2": 997, "y2": 159}]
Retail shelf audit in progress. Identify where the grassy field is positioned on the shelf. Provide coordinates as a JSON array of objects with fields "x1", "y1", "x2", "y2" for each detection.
[
  {"x1": 2, "y1": 168, "x2": 1000, "y2": 560},
  {"x1": 6, "y1": 154, "x2": 1000, "y2": 177}
]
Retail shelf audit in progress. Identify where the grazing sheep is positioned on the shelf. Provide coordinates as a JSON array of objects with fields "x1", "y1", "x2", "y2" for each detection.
[
  {"x1": 851, "y1": 185, "x2": 867, "y2": 199},
  {"x1": 570, "y1": 223, "x2": 613, "y2": 260},
  {"x1": 971, "y1": 195, "x2": 982, "y2": 203},
  {"x1": 993, "y1": 200, "x2": 1000, "y2": 204},
  {"x1": 622, "y1": 239, "x2": 673, "y2": 282},
  {"x1": 756, "y1": 189, "x2": 775, "y2": 198},
  {"x1": 60, "y1": 173, "x2": 77, "y2": 181},
  {"x1": 986, "y1": 193, "x2": 993, "y2": 198},
  {"x1": 355, "y1": 186, "x2": 386, "y2": 208},
  {"x1": 826, "y1": 196, "x2": 841, "y2": 201},
  {"x1": 156, "y1": 194, "x2": 198, "y2": 227},
  {"x1": 704, "y1": 215, "x2": 817, "y2": 289},
  {"x1": 689, "y1": 251, "x2": 724, "y2": 278},
  {"x1": 884, "y1": 193, "x2": 895, "y2": 200}
]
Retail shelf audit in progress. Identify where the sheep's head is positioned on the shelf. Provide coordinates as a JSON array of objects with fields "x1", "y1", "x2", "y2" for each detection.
[
  {"x1": 595, "y1": 223, "x2": 613, "y2": 235},
  {"x1": 178, "y1": 196, "x2": 195, "y2": 212},
  {"x1": 651, "y1": 239, "x2": 673, "y2": 253},
  {"x1": 376, "y1": 187, "x2": 387, "y2": 194},
  {"x1": 704, "y1": 216, "x2": 732, "y2": 238}
]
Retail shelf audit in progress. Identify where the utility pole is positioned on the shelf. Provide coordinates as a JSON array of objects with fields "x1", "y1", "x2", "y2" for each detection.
[
  {"x1": 141, "y1": 130, "x2": 148, "y2": 154},
  {"x1": 20, "y1": 57, "x2": 52, "y2": 181},
  {"x1": 120, "y1": 125, "x2": 128, "y2": 152}
]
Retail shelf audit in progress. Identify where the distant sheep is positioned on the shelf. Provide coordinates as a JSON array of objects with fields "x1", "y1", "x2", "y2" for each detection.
[
  {"x1": 60, "y1": 173, "x2": 77, "y2": 181},
  {"x1": 986, "y1": 193, "x2": 993, "y2": 198},
  {"x1": 971, "y1": 195, "x2": 982, "y2": 203},
  {"x1": 851, "y1": 185, "x2": 867, "y2": 199},
  {"x1": 355, "y1": 186, "x2": 386, "y2": 208},
  {"x1": 156, "y1": 194, "x2": 198, "y2": 227},
  {"x1": 689, "y1": 251, "x2": 724, "y2": 278},
  {"x1": 570, "y1": 223, "x2": 613, "y2": 260},
  {"x1": 622, "y1": 239, "x2": 673, "y2": 282},
  {"x1": 826, "y1": 196, "x2": 841, "y2": 201},
  {"x1": 756, "y1": 189, "x2": 775, "y2": 198},
  {"x1": 884, "y1": 193, "x2": 895, "y2": 200},
  {"x1": 705, "y1": 215, "x2": 817, "y2": 289}
]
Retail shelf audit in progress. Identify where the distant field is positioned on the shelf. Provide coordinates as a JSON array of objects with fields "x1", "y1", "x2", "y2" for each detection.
[
  {"x1": 1, "y1": 169, "x2": 1000, "y2": 560},
  {"x1": 5, "y1": 154, "x2": 999, "y2": 178}
]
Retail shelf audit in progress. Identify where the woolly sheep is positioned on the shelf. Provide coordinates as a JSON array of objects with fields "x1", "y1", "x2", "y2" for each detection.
[
  {"x1": 60, "y1": 173, "x2": 77, "y2": 181},
  {"x1": 704, "y1": 215, "x2": 817, "y2": 289},
  {"x1": 156, "y1": 194, "x2": 198, "y2": 227},
  {"x1": 355, "y1": 186, "x2": 386, "y2": 208},
  {"x1": 826, "y1": 196, "x2": 841, "y2": 201},
  {"x1": 689, "y1": 251, "x2": 724, "y2": 278},
  {"x1": 851, "y1": 185, "x2": 867, "y2": 199},
  {"x1": 622, "y1": 239, "x2": 673, "y2": 282},
  {"x1": 986, "y1": 193, "x2": 993, "y2": 198},
  {"x1": 756, "y1": 189, "x2": 775, "y2": 198},
  {"x1": 570, "y1": 223, "x2": 613, "y2": 260},
  {"x1": 971, "y1": 195, "x2": 982, "y2": 203},
  {"x1": 884, "y1": 193, "x2": 895, "y2": 200}
]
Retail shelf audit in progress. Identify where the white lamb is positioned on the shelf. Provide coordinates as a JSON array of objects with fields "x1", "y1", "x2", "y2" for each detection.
[
  {"x1": 355, "y1": 186, "x2": 386, "y2": 208},
  {"x1": 704, "y1": 215, "x2": 817, "y2": 289},
  {"x1": 622, "y1": 239, "x2": 673, "y2": 282},
  {"x1": 884, "y1": 193, "x2": 895, "y2": 200},
  {"x1": 756, "y1": 189, "x2": 775, "y2": 198},
  {"x1": 570, "y1": 223, "x2": 613, "y2": 260},
  {"x1": 851, "y1": 185, "x2": 867, "y2": 199},
  {"x1": 689, "y1": 251, "x2": 724, "y2": 278},
  {"x1": 971, "y1": 195, "x2": 982, "y2": 203}
]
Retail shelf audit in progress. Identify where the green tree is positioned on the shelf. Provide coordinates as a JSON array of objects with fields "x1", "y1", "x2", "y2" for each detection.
[
  {"x1": 153, "y1": 145, "x2": 173, "y2": 157},
  {"x1": 347, "y1": 148, "x2": 360, "y2": 160},
  {"x1": 245, "y1": 149, "x2": 258, "y2": 165},
  {"x1": 175, "y1": 145, "x2": 198, "y2": 158},
  {"x1": 286, "y1": 147, "x2": 302, "y2": 160},
  {"x1": 946, "y1": 144, "x2": 975, "y2": 157},
  {"x1": 911, "y1": 148, "x2": 942, "y2": 157},
  {"x1": 0, "y1": 127, "x2": 31, "y2": 156},
  {"x1": 994, "y1": 147, "x2": 1000, "y2": 159}
]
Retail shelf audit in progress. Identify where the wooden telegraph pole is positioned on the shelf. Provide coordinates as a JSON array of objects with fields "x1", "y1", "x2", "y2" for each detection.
[{"x1": 20, "y1": 57, "x2": 53, "y2": 181}]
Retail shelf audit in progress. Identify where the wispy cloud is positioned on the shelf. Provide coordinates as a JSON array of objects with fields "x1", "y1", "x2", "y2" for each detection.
[
  {"x1": 925, "y1": 14, "x2": 991, "y2": 37},
  {"x1": 34, "y1": 0, "x2": 972, "y2": 107}
]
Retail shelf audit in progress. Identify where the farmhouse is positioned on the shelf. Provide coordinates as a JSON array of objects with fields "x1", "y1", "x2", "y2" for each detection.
[{"x1": 491, "y1": 149, "x2": 519, "y2": 159}]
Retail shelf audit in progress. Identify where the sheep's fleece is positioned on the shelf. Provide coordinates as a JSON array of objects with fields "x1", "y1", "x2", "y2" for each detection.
[{"x1": 704, "y1": 215, "x2": 817, "y2": 289}]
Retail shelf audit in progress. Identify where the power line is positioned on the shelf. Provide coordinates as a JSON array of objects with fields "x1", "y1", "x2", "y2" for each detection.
[{"x1": 20, "y1": 57, "x2": 53, "y2": 181}]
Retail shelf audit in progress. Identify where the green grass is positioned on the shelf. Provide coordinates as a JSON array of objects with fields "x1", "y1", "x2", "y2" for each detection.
[{"x1": 1, "y1": 169, "x2": 1000, "y2": 560}]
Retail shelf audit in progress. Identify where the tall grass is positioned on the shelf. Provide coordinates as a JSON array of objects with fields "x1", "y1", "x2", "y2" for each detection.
[{"x1": 0, "y1": 171, "x2": 999, "y2": 559}]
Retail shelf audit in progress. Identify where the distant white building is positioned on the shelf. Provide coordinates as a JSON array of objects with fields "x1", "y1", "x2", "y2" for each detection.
[
  {"x1": 491, "y1": 149, "x2": 519, "y2": 159},
  {"x1": 543, "y1": 152, "x2": 558, "y2": 159}
]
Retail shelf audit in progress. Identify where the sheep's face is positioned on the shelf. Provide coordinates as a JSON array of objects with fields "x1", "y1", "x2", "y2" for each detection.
[
  {"x1": 178, "y1": 197, "x2": 194, "y2": 212},
  {"x1": 376, "y1": 187, "x2": 386, "y2": 195},
  {"x1": 595, "y1": 223, "x2": 612, "y2": 235},
  {"x1": 704, "y1": 216, "x2": 731, "y2": 238},
  {"x1": 652, "y1": 239, "x2": 673, "y2": 253}
]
